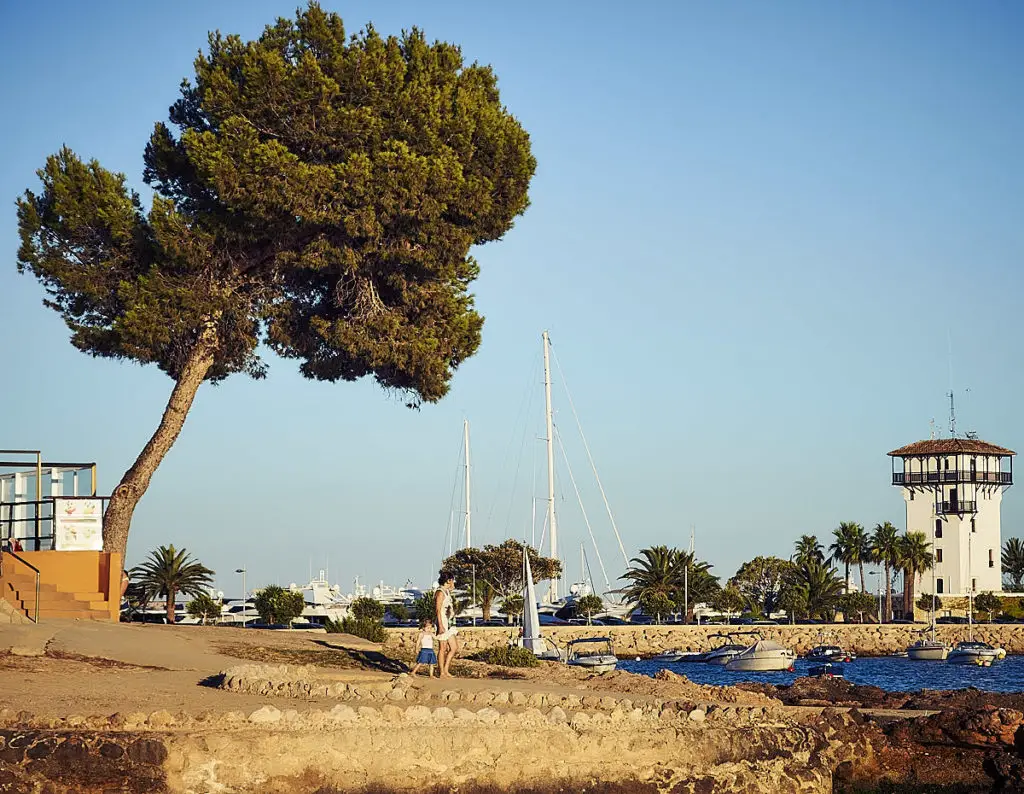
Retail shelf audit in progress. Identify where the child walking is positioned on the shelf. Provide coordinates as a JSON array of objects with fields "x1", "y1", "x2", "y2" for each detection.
[{"x1": 410, "y1": 618, "x2": 437, "y2": 677}]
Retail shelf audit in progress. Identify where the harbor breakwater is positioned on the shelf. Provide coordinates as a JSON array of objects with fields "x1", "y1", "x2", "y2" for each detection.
[{"x1": 385, "y1": 623, "x2": 1024, "y2": 658}]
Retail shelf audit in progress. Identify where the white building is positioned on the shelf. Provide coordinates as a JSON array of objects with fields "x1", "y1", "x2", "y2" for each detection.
[{"x1": 890, "y1": 438, "x2": 1014, "y2": 597}]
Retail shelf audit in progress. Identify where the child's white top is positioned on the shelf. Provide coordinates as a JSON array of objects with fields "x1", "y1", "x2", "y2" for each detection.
[{"x1": 419, "y1": 631, "x2": 434, "y2": 650}]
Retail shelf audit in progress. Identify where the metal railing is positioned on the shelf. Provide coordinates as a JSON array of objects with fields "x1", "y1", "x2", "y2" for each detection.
[
  {"x1": 936, "y1": 500, "x2": 977, "y2": 515},
  {"x1": 1, "y1": 550, "x2": 40, "y2": 623},
  {"x1": 0, "y1": 499, "x2": 55, "y2": 551},
  {"x1": 893, "y1": 471, "x2": 1012, "y2": 485}
]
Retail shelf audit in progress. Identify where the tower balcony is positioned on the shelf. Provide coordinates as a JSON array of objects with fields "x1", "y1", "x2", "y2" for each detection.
[
  {"x1": 935, "y1": 500, "x2": 977, "y2": 515},
  {"x1": 892, "y1": 470, "x2": 1012, "y2": 486}
]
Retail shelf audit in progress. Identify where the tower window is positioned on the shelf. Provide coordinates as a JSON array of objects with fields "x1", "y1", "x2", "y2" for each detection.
[
  {"x1": 971, "y1": 519, "x2": 976, "y2": 533},
  {"x1": 990, "y1": 549, "x2": 995, "y2": 568},
  {"x1": 936, "y1": 548, "x2": 943, "y2": 563},
  {"x1": 935, "y1": 519, "x2": 943, "y2": 539},
  {"x1": 937, "y1": 578, "x2": 944, "y2": 594},
  {"x1": 910, "y1": 491, "x2": 915, "y2": 501},
  {"x1": 972, "y1": 578, "x2": 976, "y2": 592}
]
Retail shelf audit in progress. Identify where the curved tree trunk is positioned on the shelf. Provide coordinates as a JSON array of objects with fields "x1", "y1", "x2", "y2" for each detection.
[
  {"x1": 102, "y1": 326, "x2": 218, "y2": 559},
  {"x1": 859, "y1": 562, "x2": 866, "y2": 595},
  {"x1": 166, "y1": 587, "x2": 176, "y2": 624}
]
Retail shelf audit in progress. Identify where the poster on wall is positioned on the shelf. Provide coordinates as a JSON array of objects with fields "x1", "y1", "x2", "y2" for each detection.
[{"x1": 54, "y1": 498, "x2": 104, "y2": 551}]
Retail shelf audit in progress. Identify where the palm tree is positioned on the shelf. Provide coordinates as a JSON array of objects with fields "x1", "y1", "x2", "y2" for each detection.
[
  {"x1": 829, "y1": 522, "x2": 865, "y2": 592},
  {"x1": 798, "y1": 558, "x2": 845, "y2": 621},
  {"x1": 619, "y1": 546, "x2": 719, "y2": 619},
  {"x1": 793, "y1": 535, "x2": 825, "y2": 567},
  {"x1": 1002, "y1": 538, "x2": 1024, "y2": 592},
  {"x1": 619, "y1": 546, "x2": 677, "y2": 607},
  {"x1": 870, "y1": 522, "x2": 901, "y2": 623},
  {"x1": 131, "y1": 545, "x2": 215, "y2": 623},
  {"x1": 898, "y1": 532, "x2": 933, "y2": 618}
]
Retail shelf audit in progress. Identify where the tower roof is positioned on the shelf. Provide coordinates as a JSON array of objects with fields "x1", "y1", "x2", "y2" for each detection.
[{"x1": 888, "y1": 438, "x2": 1015, "y2": 457}]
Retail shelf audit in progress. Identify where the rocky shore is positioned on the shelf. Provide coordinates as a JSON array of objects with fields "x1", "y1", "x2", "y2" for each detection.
[
  {"x1": 3, "y1": 622, "x2": 1024, "y2": 792},
  {"x1": 385, "y1": 623, "x2": 1024, "y2": 658}
]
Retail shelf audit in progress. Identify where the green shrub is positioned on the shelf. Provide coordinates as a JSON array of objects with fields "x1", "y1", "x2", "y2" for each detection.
[
  {"x1": 413, "y1": 591, "x2": 436, "y2": 624},
  {"x1": 254, "y1": 585, "x2": 306, "y2": 625},
  {"x1": 351, "y1": 596, "x2": 385, "y2": 622},
  {"x1": 470, "y1": 645, "x2": 539, "y2": 668},
  {"x1": 388, "y1": 603, "x2": 409, "y2": 622},
  {"x1": 325, "y1": 617, "x2": 388, "y2": 643},
  {"x1": 186, "y1": 593, "x2": 222, "y2": 624}
]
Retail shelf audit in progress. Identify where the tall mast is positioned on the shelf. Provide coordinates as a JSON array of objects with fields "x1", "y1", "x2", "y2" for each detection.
[
  {"x1": 543, "y1": 331, "x2": 559, "y2": 601},
  {"x1": 464, "y1": 419, "x2": 472, "y2": 549}
]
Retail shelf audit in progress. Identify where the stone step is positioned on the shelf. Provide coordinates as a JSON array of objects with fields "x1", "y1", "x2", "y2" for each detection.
[{"x1": 30, "y1": 607, "x2": 110, "y2": 620}]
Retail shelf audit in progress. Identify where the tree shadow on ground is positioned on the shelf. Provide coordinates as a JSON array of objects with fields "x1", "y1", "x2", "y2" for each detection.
[{"x1": 310, "y1": 640, "x2": 408, "y2": 674}]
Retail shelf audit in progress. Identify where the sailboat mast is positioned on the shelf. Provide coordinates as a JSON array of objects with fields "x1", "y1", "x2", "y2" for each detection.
[
  {"x1": 543, "y1": 331, "x2": 559, "y2": 601},
  {"x1": 967, "y1": 522, "x2": 973, "y2": 640},
  {"x1": 464, "y1": 419, "x2": 472, "y2": 549}
]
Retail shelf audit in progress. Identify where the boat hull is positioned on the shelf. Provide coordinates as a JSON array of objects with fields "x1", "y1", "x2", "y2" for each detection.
[
  {"x1": 947, "y1": 650, "x2": 999, "y2": 666},
  {"x1": 726, "y1": 655, "x2": 794, "y2": 672},
  {"x1": 705, "y1": 651, "x2": 740, "y2": 665},
  {"x1": 907, "y1": 644, "x2": 949, "y2": 661},
  {"x1": 568, "y1": 655, "x2": 618, "y2": 673}
]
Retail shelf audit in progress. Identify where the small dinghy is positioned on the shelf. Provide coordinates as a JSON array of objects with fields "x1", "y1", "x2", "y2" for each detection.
[{"x1": 808, "y1": 662, "x2": 844, "y2": 678}]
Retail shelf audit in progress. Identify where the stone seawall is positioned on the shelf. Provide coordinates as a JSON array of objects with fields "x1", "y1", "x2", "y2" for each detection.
[{"x1": 384, "y1": 623, "x2": 1024, "y2": 657}]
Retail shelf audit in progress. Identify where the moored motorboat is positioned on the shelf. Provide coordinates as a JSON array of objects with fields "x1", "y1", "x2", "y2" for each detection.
[
  {"x1": 651, "y1": 649, "x2": 686, "y2": 663},
  {"x1": 808, "y1": 662, "x2": 844, "y2": 678},
  {"x1": 947, "y1": 641, "x2": 1001, "y2": 666},
  {"x1": 704, "y1": 633, "x2": 748, "y2": 666},
  {"x1": 806, "y1": 644, "x2": 854, "y2": 663},
  {"x1": 725, "y1": 639, "x2": 796, "y2": 672},
  {"x1": 566, "y1": 637, "x2": 618, "y2": 673}
]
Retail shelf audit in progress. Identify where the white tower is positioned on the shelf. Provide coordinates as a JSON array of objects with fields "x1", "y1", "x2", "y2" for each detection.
[{"x1": 890, "y1": 437, "x2": 1014, "y2": 597}]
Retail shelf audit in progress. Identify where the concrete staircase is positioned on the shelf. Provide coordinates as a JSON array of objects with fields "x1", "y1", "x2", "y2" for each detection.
[{"x1": 2, "y1": 574, "x2": 112, "y2": 621}]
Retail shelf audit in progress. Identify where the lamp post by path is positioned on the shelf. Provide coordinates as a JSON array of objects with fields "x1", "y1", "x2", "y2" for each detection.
[{"x1": 235, "y1": 568, "x2": 247, "y2": 625}]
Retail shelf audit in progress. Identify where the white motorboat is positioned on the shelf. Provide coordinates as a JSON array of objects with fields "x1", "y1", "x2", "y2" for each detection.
[
  {"x1": 725, "y1": 639, "x2": 796, "y2": 672},
  {"x1": 943, "y1": 529, "x2": 1005, "y2": 667},
  {"x1": 652, "y1": 649, "x2": 687, "y2": 663},
  {"x1": 947, "y1": 641, "x2": 1001, "y2": 666},
  {"x1": 704, "y1": 634, "x2": 748, "y2": 665},
  {"x1": 565, "y1": 637, "x2": 618, "y2": 673}
]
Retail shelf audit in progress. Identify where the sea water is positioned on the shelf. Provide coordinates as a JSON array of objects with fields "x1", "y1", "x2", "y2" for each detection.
[{"x1": 621, "y1": 654, "x2": 1024, "y2": 693}]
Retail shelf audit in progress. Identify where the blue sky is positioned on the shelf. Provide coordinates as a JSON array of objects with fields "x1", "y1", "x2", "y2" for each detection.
[{"x1": 1, "y1": 1, "x2": 1022, "y2": 597}]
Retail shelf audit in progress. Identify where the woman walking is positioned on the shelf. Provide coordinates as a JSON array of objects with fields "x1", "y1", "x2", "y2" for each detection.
[{"x1": 435, "y1": 571, "x2": 460, "y2": 678}]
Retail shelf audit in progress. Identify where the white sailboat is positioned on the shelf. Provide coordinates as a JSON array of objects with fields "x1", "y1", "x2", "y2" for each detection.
[
  {"x1": 947, "y1": 528, "x2": 1004, "y2": 665},
  {"x1": 536, "y1": 331, "x2": 630, "y2": 613},
  {"x1": 907, "y1": 517, "x2": 950, "y2": 661},
  {"x1": 516, "y1": 545, "x2": 560, "y2": 661}
]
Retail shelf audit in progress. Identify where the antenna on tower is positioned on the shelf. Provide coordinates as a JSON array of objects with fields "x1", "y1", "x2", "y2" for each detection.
[
  {"x1": 948, "y1": 391, "x2": 957, "y2": 439},
  {"x1": 929, "y1": 419, "x2": 936, "y2": 440}
]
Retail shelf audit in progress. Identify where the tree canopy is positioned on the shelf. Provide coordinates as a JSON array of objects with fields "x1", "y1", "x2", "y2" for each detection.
[
  {"x1": 729, "y1": 556, "x2": 789, "y2": 617},
  {"x1": 254, "y1": 584, "x2": 306, "y2": 625},
  {"x1": 16, "y1": 3, "x2": 536, "y2": 557},
  {"x1": 441, "y1": 540, "x2": 561, "y2": 621}
]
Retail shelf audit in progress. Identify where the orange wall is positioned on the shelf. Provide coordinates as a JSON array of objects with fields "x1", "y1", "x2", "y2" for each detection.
[{"x1": 11, "y1": 551, "x2": 122, "y2": 620}]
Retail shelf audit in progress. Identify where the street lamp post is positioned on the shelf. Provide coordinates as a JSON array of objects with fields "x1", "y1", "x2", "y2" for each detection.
[
  {"x1": 235, "y1": 568, "x2": 247, "y2": 626},
  {"x1": 868, "y1": 571, "x2": 881, "y2": 623}
]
